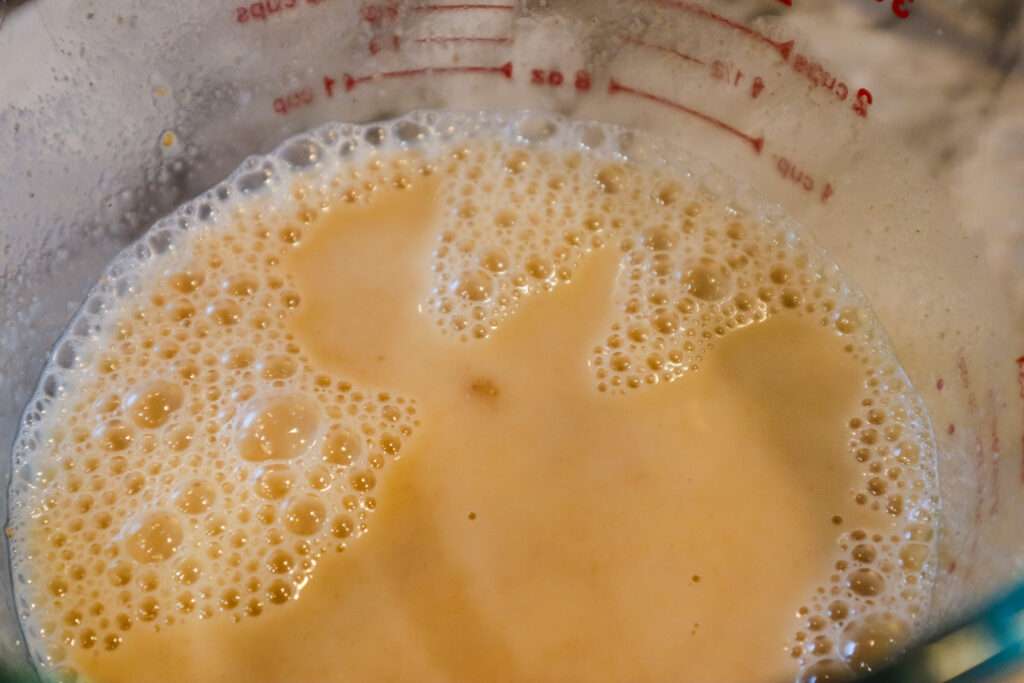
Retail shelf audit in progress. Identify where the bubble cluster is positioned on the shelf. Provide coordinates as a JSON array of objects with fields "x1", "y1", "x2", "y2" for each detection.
[
  {"x1": 8, "y1": 132, "x2": 428, "y2": 675},
  {"x1": 783, "y1": 361, "x2": 939, "y2": 679},
  {"x1": 412, "y1": 118, "x2": 940, "y2": 680},
  {"x1": 7, "y1": 111, "x2": 939, "y2": 682}
]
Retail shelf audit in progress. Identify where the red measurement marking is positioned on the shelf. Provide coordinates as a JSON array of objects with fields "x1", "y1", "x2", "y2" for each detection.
[
  {"x1": 412, "y1": 3, "x2": 514, "y2": 11},
  {"x1": 974, "y1": 434, "x2": 986, "y2": 524},
  {"x1": 791, "y1": 53, "x2": 848, "y2": 99},
  {"x1": 369, "y1": 35, "x2": 402, "y2": 55},
  {"x1": 335, "y1": 62, "x2": 513, "y2": 93},
  {"x1": 646, "y1": 0, "x2": 794, "y2": 61},
  {"x1": 958, "y1": 351, "x2": 977, "y2": 413},
  {"x1": 772, "y1": 155, "x2": 834, "y2": 203},
  {"x1": 784, "y1": 51, "x2": 874, "y2": 120},
  {"x1": 892, "y1": 0, "x2": 913, "y2": 18},
  {"x1": 1017, "y1": 355, "x2": 1024, "y2": 483},
  {"x1": 853, "y1": 88, "x2": 873, "y2": 119},
  {"x1": 272, "y1": 86, "x2": 314, "y2": 115},
  {"x1": 236, "y1": 0, "x2": 324, "y2": 23},
  {"x1": 779, "y1": 0, "x2": 912, "y2": 19},
  {"x1": 608, "y1": 79, "x2": 764, "y2": 154},
  {"x1": 415, "y1": 36, "x2": 514, "y2": 45},
  {"x1": 528, "y1": 68, "x2": 593, "y2": 92},
  {"x1": 989, "y1": 391, "x2": 1000, "y2": 516},
  {"x1": 575, "y1": 70, "x2": 592, "y2": 92},
  {"x1": 360, "y1": 2, "x2": 400, "y2": 24},
  {"x1": 956, "y1": 352, "x2": 997, "y2": 522},
  {"x1": 622, "y1": 36, "x2": 705, "y2": 66},
  {"x1": 710, "y1": 60, "x2": 767, "y2": 100}
]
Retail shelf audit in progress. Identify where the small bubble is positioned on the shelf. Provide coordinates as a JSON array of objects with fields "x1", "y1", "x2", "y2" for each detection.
[
  {"x1": 904, "y1": 523, "x2": 934, "y2": 543},
  {"x1": 168, "y1": 425, "x2": 194, "y2": 451},
  {"x1": 886, "y1": 495, "x2": 904, "y2": 516},
  {"x1": 525, "y1": 256, "x2": 552, "y2": 280},
  {"x1": 652, "y1": 313, "x2": 679, "y2": 335},
  {"x1": 504, "y1": 151, "x2": 528, "y2": 174},
  {"x1": 828, "y1": 600, "x2": 850, "y2": 622},
  {"x1": 125, "y1": 380, "x2": 184, "y2": 429},
  {"x1": 124, "y1": 511, "x2": 184, "y2": 564},
  {"x1": 330, "y1": 516, "x2": 354, "y2": 540},
  {"x1": 609, "y1": 354, "x2": 632, "y2": 373},
  {"x1": 308, "y1": 465, "x2": 333, "y2": 491},
  {"x1": 771, "y1": 266, "x2": 793, "y2": 285},
  {"x1": 223, "y1": 275, "x2": 259, "y2": 298},
  {"x1": 481, "y1": 249, "x2": 510, "y2": 274},
  {"x1": 851, "y1": 544, "x2": 877, "y2": 563},
  {"x1": 169, "y1": 271, "x2": 205, "y2": 294},
  {"x1": 279, "y1": 226, "x2": 302, "y2": 245},
  {"x1": 174, "y1": 480, "x2": 216, "y2": 515},
  {"x1": 176, "y1": 593, "x2": 195, "y2": 614},
  {"x1": 259, "y1": 355, "x2": 297, "y2": 380},
  {"x1": 254, "y1": 465, "x2": 295, "y2": 501},
  {"x1": 380, "y1": 434, "x2": 402, "y2": 455},
  {"x1": 108, "y1": 562, "x2": 132, "y2": 587},
  {"x1": 846, "y1": 568, "x2": 885, "y2": 597},
  {"x1": 899, "y1": 543, "x2": 928, "y2": 571},
  {"x1": 95, "y1": 420, "x2": 134, "y2": 452},
  {"x1": 266, "y1": 579, "x2": 293, "y2": 605},
  {"x1": 781, "y1": 289, "x2": 803, "y2": 309},
  {"x1": 322, "y1": 428, "x2": 362, "y2": 467},
  {"x1": 349, "y1": 470, "x2": 376, "y2": 493},
  {"x1": 238, "y1": 395, "x2": 321, "y2": 462},
  {"x1": 836, "y1": 308, "x2": 861, "y2": 335},
  {"x1": 262, "y1": 550, "x2": 295, "y2": 580},
  {"x1": 220, "y1": 589, "x2": 241, "y2": 610},
  {"x1": 283, "y1": 496, "x2": 326, "y2": 536},
  {"x1": 682, "y1": 259, "x2": 730, "y2": 302},
  {"x1": 812, "y1": 635, "x2": 834, "y2": 656},
  {"x1": 207, "y1": 299, "x2": 242, "y2": 326},
  {"x1": 867, "y1": 478, "x2": 887, "y2": 496},
  {"x1": 643, "y1": 228, "x2": 676, "y2": 252},
  {"x1": 137, "y1": 598, "x2": 160, "y2": 622},
  {"x1": 895, "y1": 442, "x2": 920, "y2": 465},
  {"x1": 838, "y1": 613, "x2": 908, "y2": 673},
  {"x1": 104, "y1": 633, "x2": 123, "y2": 651},
  {"x1": 453, "y1": 270, "x2": 493, "y2": 303},
  {"x1": 222, "y1": 347, "x2": 254, "y2": 370},
  {"x1": 596, "y1": 165, "x2": 625, "y2": 194}
]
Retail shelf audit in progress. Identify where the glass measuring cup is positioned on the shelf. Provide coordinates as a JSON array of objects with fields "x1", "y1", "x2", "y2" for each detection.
[{"x1": 1, "y1": 0, "x2": 1022, "y2": 679}]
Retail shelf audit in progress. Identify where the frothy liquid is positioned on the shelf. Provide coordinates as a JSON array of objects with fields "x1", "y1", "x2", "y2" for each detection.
[{"x1": 8, "y1": 114, "x2": 939, "y2": 683}]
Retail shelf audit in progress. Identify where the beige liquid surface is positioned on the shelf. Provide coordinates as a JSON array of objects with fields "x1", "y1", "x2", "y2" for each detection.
[{"x1": 10, "y1": 133, "x2": 937, "y2": 683}]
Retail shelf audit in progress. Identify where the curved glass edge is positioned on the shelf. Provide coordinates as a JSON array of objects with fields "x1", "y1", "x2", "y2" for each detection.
[{"x1": 861, "y1": 582, "x2": 1024, "y2": 682}]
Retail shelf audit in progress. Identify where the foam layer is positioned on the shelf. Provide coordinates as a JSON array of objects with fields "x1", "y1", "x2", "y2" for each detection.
[{"x1": 7, "y1": 112, "x2": 940, "y2": 683}]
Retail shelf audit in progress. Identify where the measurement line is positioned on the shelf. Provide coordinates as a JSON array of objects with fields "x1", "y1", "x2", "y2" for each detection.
[
  {"x1": 341, "y1": 62, "x2": 513, "y2": 92},
  {"x1": 608, "y1": 79, "x2": 764, "y2": 154},
  {"x1": 622, "y1": 36, "x2": 705, "y2": 66},
  {"x1": 414, "y1": 36, "x2": 514, "y2": 45},
  {"x1": 645, "y1": 0, "x2": 794, "y2": 60},
  {"x1": 1017, "y1": 355, "x2": 1024, "y2": 484},
  {"x1": 411, "y1": 3, "x2": 515, "y2": 11}
]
